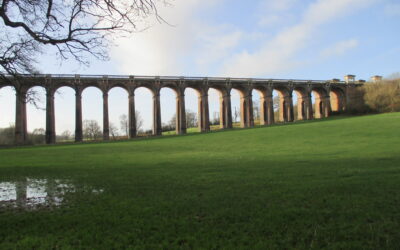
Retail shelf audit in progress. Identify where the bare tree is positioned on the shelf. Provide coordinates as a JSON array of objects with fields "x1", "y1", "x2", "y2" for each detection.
[
  {"x1": 83, "y1": 120, "x2": 102, "y2": 140},
  {"x1": 211, "y1": 111, "x2": 219, "y2": 125},
  {"x1": 273, "y1": 96, "x2": 280, "y2": 111},
  {"x1": 135, "y1": 111, "x2": 144, "y2": 133},
  {"x1": 272, "y1": 96, "x2": 281, "y2": 121},
  {"x1": 233, "y1": 107, "x2": 240, "y2": 123},
  {"x1": 168, "y1": 114, "x2": 176, "y2": 130},
  {"x1": 186, "y1": 110, "x2": 197, "y2": 128},
  {"x1": 253, "y1": 100, "x2": 260, "y2": 120},
  {"x1": 163, "y1": 110, "x2": 198, "y2": 130},
  {"x1": 32, "y1": 128, "x2": 45, "y2": 135},
  {"x1": 119, "y1": 111, "x2": 143, "y2": 136},
  {"x1": 0, "y1": 124, "x2": 15, "y2": 145},
  {"x1": 0, "y1": 0, "x2": 167, "y2": 78},
  {"x1": 60, "y1": 130, "x2": 72, "y2": 141},
  {"x1": 363, "y1": 78, "x2": 400, "y2": 113},
  {"x1": 109, "y1": 122, "x2": 119, "y2": 140},
  {"x1": 30, "y1": 128, "x2": 46, "y2": 144},
  {"x1": 1, "y1": 0, "x2": 167, "y2": 112},
  {"x1": 120, "y1": 114, "x2": 129, "y2": 136}
]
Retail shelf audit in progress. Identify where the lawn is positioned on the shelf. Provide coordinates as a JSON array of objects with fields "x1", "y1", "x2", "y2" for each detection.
[{"x1": 1, "y1": 113, "x2": 400, "y2": 249}]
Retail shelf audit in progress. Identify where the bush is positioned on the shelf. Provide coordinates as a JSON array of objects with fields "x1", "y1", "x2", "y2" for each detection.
[
  {"x1": 345, "y1": 78, "x2": 400, "y2": 114},
  {"x1": 345, "y1": 87, "x2": 371, "y2": 114},
  {"x1": 0, "y1": 126, "x2": 46, "y2": 145},
  {"x1": 363, "y1": 79, "x2": 400, "y2": 113},
  {"x1": 0, "y1": 126, "x2": 15, "y2": 145}
]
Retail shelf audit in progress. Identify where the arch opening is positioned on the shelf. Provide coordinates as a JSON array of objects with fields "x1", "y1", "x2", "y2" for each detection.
[
  {"x1": 108, "y1": 87, "x2": 129, "y2": 140},
  {"x1": 272, "y1": 88, "x2": 289, "y2": 122},
  {"x1": 55, "y1": 86, "x2": 75, "y2": 142},
  {"x1": 293, "y1": 88, "x2": 307, "y2": 121},
  {"x1": 82, "y1": 87, "x2": 103, "y2": 141},
  {"x1": 330, "y1": 88, "x2": 345, "y2": 113},
  {"x1": 230, "y1": 88, "x2": 243, "y2": 128},
  {"x1": 160, "y1": 87, "x2": 178, "y2": 135},
  {"x1": 26, "y1": 86, "x2": 46, "y2": 144},
  {"x1": 252, "y1": 89, "x2": 261, "y2": 125},
  {"x1": 134, "y1": 87, "x2": 153, "y2": 136},
  {"x1": 184, "y1": 87, "x2": 200, "y2": 133},
  {"x1": 208, "y1": 88, "x2": 224, "y2": 131},
  {"x1": 0, "y1": 86, "x2": 16, "y2": 145},
  {"x1": 311, "y1": 88, "x2": 329, "y2": 119}
]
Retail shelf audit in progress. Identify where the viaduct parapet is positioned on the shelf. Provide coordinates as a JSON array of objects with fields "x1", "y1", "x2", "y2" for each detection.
[{"x1": 0, "y1": 74, "x2": 364, "y2": 144}]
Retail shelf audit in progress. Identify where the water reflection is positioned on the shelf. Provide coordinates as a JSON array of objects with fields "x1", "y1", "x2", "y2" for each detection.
[{"x1": 0, "y1": 178, "x2": 103, "y2": 209}]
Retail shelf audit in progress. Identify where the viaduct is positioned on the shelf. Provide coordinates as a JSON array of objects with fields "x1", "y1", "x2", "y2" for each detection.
[{"x1": 0, "y1": 74, "x2": 367, "y2": 144}]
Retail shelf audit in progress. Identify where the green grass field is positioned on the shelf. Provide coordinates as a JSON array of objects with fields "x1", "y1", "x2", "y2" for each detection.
[{"x1": 1, "y1": 113, "x2": 400, "y2": 249}]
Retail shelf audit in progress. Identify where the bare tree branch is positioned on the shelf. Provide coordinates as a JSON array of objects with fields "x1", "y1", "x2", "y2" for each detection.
[{"x1": 0, "y1": 0, "x2": 168, "y2": 104}]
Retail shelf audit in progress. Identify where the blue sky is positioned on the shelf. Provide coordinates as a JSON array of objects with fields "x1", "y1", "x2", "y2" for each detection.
[{"x1": 1, "y1": 0, "x2": 399, "y2": 134}]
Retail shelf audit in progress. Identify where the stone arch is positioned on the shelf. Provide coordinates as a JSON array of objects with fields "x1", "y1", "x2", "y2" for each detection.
[
  {"x1": 161, "y1": 82, "x2": 180, "y2": 94},
  {"x1": 54, "y1": 84, "x2": 85, "y2": 142},
  {"x1": 207, "y1": 87, "x2": 226, "y2": 129},
  {"x1": 25, "y1": 85, "x2": 47, "y2": 143},
  {"x1": 54, "y1": 86, "x2": 75, "y2": 142},
  {"x1": 136, "y1": 83, "x2": 162, "y2": 136},
  {"x1": 54, "y1": 83, "x2": 76, "y2": 93},
  {"x1": 0, "y1": 86, "x2": 17, "y2": 137},
  {"x1": 180, "y1": 81, "x2": 210, "y2": 133},
  {"x1": 252, "y1": 86, "x2": 274, "y2": 125},
  {"x1": 229, "y1": 87, "x2": 242, "y2": 127},
  {"x1": 107, "y1": 85, "x2": 129, "y2": 95},
  {"x1": 135, "y1": 82, "x2": 157, "y2": 96},
  {"x1": 311, "y1": 87, "x2": 329, "y2": 119},
  {"x1": 184, "y1": 87, "x2": 201, "y2": 132},
  {"x1": 81, "y1": 86, "x2": 103, "y2": 140},
  {"x1": 107, "y1": 86, "x2": 129, "y2": 139},
  {"x1": 230, "y1": 86, "x2": 254, "y2": 128},
  {"x1": 197, "y1": 86, "x2": 210, "y2": 132},
  {"x1": 160, "y1": 86, "x2": 179, "y2": 134},
  {"x1": 273, "y1": 86, "x2": 293, "y2": 122},
  {"x1": 81, "y1": 84, "x2": 103, "y2": 94},
  {"x1": 293, "y1": 87, "x2": 309, "y2": 121},
  {"x1": 330, "y1": 87, "x2": 345, "y2": 113},
  {"x1": 252, "y1": 88, "x2": 266, "y2": 122},
  {"x1": 0, "y1": 83, "x2": 15, "y2": 90},
  {"x1": 134, "y1": 86, "x2": 156, "y2": 135},
  {"x1": 249, "y1": 88, "x2": 261, "y2": 125},
  {"x1": 107, "y1": 82, "x2": 129, "y2": 93}
]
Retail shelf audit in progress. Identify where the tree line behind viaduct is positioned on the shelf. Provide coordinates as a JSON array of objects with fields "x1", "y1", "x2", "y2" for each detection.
[{"x1": 0, "y1": 75, "x2": 364, "y2": 144}]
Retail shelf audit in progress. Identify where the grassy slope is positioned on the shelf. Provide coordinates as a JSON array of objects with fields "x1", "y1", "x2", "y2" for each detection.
[{"x1": 0, "y1": 113, "x2": 400, "y2": 249}]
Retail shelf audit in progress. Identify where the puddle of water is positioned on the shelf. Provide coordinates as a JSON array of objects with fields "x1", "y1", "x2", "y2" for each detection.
[
  {"x1": 0, "y1": 178, "x2": 103, "y2": 209},
  {"x1": 0, "y1": 182, "x2": 16, "y2": 201}
]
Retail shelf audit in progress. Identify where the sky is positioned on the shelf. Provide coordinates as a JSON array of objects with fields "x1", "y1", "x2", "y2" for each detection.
[{"x1": 1, "y1": 0, "x2": 399, "y2": 134}]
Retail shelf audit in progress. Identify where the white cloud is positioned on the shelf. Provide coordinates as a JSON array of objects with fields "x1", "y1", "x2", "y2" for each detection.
[
  {"x1": 195, "y1": 29, "x2": 243, "y2": 66},
  {"x1": 257, "y1": 0, "x2": 298, "y2": 27},
  {"x1": 109, "y1": 0, "x2": 379, "y2": 78},
  {"x1": 321, "y1": 39, "x2": 359, "y2": 58},
  {"x1": 221, "y1": 0, "x2": 378, "y2": 77},
  {"x1": 110, "y1": 0, "x2": 226, "y2": 76}
]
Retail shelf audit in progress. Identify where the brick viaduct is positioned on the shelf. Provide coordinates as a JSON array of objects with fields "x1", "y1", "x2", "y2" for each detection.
[{"x1": 0, "y1": 74, "x2": 364, "y2": 144}]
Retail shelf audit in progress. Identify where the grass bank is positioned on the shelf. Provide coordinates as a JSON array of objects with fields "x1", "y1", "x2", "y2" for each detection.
[{"x1": 0, "y1": 113, "x2": 399, "y2": 249}]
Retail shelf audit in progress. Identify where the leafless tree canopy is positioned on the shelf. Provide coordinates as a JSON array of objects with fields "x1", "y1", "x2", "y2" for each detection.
[
  {"x1": 186, "y1": 110, "x2": 197, "y2": 128},
  {"x1": 83, "y1": 119, "x2": 101, "y2": 140},
  {"x1": 363, "y1": 78, "x2": 400, "y2": 113},
  {"x1": 0, "y1": 0, "x2": 166, "y2": 77},
  {"x1": 109, "y1": 122, "x2": 118, "y2": 139},
  {"x1": 119, "y1": 111, "x2": 143, "y2": 135}
]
